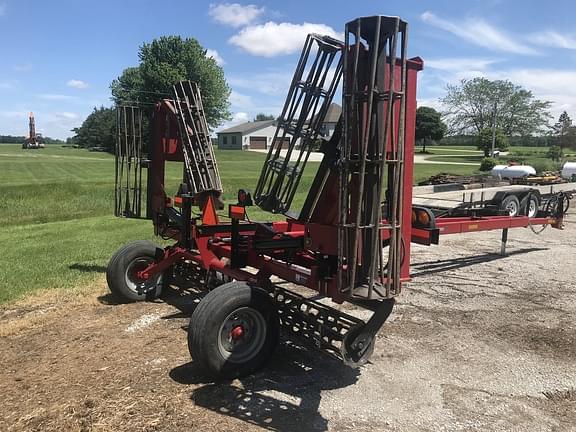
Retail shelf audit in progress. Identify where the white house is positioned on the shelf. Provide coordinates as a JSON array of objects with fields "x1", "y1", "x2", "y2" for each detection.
[
  {"x1": 217, "y1": 120, "x2": 291, "y2": 150},
  {"x1": 217, "y1": 104, "x2": 342, "y2": 151},
  {"x1": 318, "y1": 103, "x2": 341, "y2": 138}
]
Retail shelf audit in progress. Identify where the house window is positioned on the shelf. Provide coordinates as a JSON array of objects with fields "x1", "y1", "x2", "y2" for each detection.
[
  {"x1": 223, "y1": 136, "x2": 228, "y2": 145},
  {"x1": 232, "y1": 135, "x2": 237, "y2": 145}
]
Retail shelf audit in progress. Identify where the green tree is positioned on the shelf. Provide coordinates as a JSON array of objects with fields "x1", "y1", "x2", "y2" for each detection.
[
  {"x1": 111, "y1": 36, "x2": 231, "y2": 128},
  {"x1": 72, "y1": 107, "x2": 116, "y2": 151},
  {"x1": 477, "y1": 127, "x2": 508, "y2": 157},
  {"x1": 551, "y1": 111, "x2": 575, "y2": 152},
  {"x1": 546, "y1": 145, "x2": 563, "y2": 162},
  {"x1": 415, "y1": 106, "x2": 446, "y2": 152},
  {"x1": 253, "y1": 113, "x2": 275, "y2": 121},
  {"x1": 442, "y1": 77, "x2": 551, "y2": 136}
]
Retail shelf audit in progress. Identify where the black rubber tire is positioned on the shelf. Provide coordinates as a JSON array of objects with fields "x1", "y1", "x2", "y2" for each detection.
[
  {"x1": 106, "y1": 240, "x2": 163, "y2": 302},
  {"x1": 500, "y1": 195, "x2": 521, "y2": 217},
  {"x1": 188, "y1": 281, "x2": 279, "y2": 379}
]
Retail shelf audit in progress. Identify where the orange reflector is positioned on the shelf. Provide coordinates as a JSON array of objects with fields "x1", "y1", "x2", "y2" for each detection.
[
  {"x1": 229, "y1": 205, "x2": 246, "y2": 220},
  {"x1": 411, "y1": 210, "x2": 417, "y2": 224},
  {"x1": 173, "y1": 196, "x2": 183, "y2": 207},
  {"x1": 417, "y1": 210, "x2": 430, "y2": 226}
]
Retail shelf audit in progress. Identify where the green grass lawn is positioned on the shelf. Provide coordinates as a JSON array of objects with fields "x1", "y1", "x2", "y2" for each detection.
[
  {"x1": 426, "y1": 154, "x2": 484, "y2": 164},
  {"x1": 0, "y1": 143, "x2": 478, "y2": 303}
]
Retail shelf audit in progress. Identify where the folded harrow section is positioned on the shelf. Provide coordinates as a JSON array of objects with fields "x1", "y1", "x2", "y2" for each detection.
[
  {"x1": 172, "y1": 81, "x2": 222, "y2": 196},
  {"x1": 115, "y1": 105, "x2": 145, "y2": 218},
  {"x1": 254, "y1": 34, "x2": 344, "y2": 214},
  {"x1": 338, "y1": 16, "x2": 409, "y2": 299}
]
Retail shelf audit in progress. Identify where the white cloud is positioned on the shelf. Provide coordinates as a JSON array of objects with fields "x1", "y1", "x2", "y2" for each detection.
[
  {"x1": 229, "y1": 21, "x2": 341, "y2": 57},
  {"x1": 229, "y1": 70, "x2": 293, "y2": 95},
  {"x1": 417, "y1": 98, "x2": 444, "y2": 112},
  {"x1": 67, "y1": 79, "x2": 89, "y2": 89},
  {"x1": 425, "y1": 58, "x2": 499, "y2": 73},
  {"x1": 37, "y1": 93, "x2": 77, "y2": 101},
  {"x1": 215, "y1": 111, "x2": 250, "y2": 133},
  {"x1": 205, "y1": 49, "x2": 225, "y2": 66},
  {"x1": 527, "y1": 31, "x2": 576, "y2": 50},
  {"x1": 54, "y1": 112, "x2": 80, "y2": 120},
  {"x1": 0, "y1": 3, "x2": 6, "y2": 16},
  {"x1": 13, "y1": 64, "x2": 32, "y2": 72},
  {"x1": 0, "y1": 110, "x2": 27, "y2": 119},
  {"x1": 421, "y1": 11, "x2": 537, "y2": 55},
  {"x1": 229, "y1": 90, "x2": 254, "y2": 109},
  {"x1": 209, "y1": 3, "x2": 264, "y2": 28}
]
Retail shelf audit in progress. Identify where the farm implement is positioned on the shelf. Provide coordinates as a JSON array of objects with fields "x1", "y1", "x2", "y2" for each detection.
[{"x1": 109, "y1": 15, "x2": 572, "y2": 378}]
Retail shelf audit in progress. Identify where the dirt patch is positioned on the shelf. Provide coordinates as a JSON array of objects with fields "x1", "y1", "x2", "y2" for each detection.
[{"x1": 1, "y1": 211, "x2": 575, "y2": 431}]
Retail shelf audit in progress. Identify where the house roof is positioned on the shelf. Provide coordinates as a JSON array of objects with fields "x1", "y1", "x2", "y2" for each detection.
[
  {"x1": 217, "y1": 120, "x2": 275, "y2": 135},
  {"x1": 323, "y1": 103, "x2": 342, "y2": 123}
]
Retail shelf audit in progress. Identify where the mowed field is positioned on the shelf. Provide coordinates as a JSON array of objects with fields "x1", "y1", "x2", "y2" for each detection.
[{"x1": 0, "y1": 143, "x2": 479, "y2": 303}]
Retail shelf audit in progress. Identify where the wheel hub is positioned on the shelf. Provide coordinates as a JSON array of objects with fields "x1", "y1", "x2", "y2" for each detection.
[
  {"x1": 217, "y1": 307, "x2": 267, "y2": 363},
  {"x1": 230, "y1": 325, "x2": 244, "y2": 341}
]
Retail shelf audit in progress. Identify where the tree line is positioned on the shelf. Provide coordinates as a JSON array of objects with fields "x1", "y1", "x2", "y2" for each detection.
[{"x1": 0, "y1": 135, "x2": 64, "y2": 144}]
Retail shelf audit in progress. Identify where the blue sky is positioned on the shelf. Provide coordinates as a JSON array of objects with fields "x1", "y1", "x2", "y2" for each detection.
[{"x1": 1, "y1": 0, "x2": 575, "y2": 139}]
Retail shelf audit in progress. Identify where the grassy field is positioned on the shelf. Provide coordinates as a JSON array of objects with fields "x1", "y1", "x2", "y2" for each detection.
[{"x1": 0, "y1": 143, "x2": 478, "y2": 303}]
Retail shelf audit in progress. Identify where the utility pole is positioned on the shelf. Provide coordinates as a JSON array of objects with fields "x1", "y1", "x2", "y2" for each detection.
[{"x1": 491, "y1": 101, "x2": 498, "y2": 157}]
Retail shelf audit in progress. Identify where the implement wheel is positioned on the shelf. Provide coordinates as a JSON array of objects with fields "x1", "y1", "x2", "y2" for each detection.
[
  {"x1": 106, "y1": 240, "x2": 163, "y2": 302},
  {"x1": 188, "y1": 281, "x2": 279, "y2": 378}
]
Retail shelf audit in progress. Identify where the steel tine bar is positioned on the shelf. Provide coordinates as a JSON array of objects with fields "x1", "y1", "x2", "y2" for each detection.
[
  {"x1": 384, "y1": 19, "x2": 401, "y2": 296},
  {"x1": 343, "y1": 18, "x2": 363, "y2": 291},
  {"x1": 193, "y1": 83, "x2": 222, "y2": 191},
  {"x1": 350, "y1": 16, "x2": 381, "y2": 295}
]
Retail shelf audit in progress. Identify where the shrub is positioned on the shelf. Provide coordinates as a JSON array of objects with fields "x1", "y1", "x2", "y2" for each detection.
[
  {"x1": 530, "y1": 159, "x2": 559, "y2": 174},
  {"x1": 479, "y1": 157, "x2": 498, "y2": 171}
]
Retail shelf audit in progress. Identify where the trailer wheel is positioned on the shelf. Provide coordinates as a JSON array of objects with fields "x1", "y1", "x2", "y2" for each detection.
[
  {"x1": 106, "y1": 240, "x2": 163, "y2": 302},
  {"x1": 188, "y1": 281, "x2": 279, "y2": 378},
  {"x1": 500, "y1": 195, "x2": 520, "y2": 217},
  {"x1": 527, "y1": 195, "x2": 539, "y2": 218}
]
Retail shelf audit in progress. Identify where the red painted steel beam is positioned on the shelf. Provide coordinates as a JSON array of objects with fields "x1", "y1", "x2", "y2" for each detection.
[{"x1": 436, "y1": 216, "x2": 559, "y2": 235}]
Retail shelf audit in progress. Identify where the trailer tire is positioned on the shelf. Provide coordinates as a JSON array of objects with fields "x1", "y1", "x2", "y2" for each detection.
[
  {"x1": 500, "y1": 195, "x2": 521, "y2": 217},
  {"x1": 106, "y1": 240, "x2": 163, "y2": 302},
  {"x1": 527, "y1": 195, "x2": 539, "y2": 218},
  {"x1": 188, "y1": 281, "x2": 279, "y2": 379}
]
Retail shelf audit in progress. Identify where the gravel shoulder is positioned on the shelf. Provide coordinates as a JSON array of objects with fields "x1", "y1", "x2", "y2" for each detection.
[{"x1": 1, "y1": 211, "x2": 575, "y2": 432}]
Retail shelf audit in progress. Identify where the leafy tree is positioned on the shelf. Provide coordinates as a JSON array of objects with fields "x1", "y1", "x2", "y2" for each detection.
[
  {"x1": 111, "y1": 36, "x2": 231, "y2": 128},
  {"x1": 253, "y1": 113, "x2": 275, "y2": 121},
  {"x1": 550, "y1": 111, "x2": 575, "y2": 151},
  {"x1": 415, "y1": 106, "x2": 446, "y2": 152},
  {"x1": 476, "y1": 127, "x2": 508, "y2": 157},
  {"x1": 72, "y1": 107, "x2": 116, "y2": 151},
  {"x1": 546, "y1": 145, "x2": 563, "y2": 162},
  {"x1": 442, "y1": 77, "x2": 551, "y2": 136}
]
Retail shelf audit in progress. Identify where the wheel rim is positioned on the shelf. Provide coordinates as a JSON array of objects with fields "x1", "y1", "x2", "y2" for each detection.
[
  {"x1": 506, "y1": 200, "x2": 519, "y2": 216},
  {"x1": 217, "y1": 307, "x2": 267, "y2": 364},
  {"x1": 528, "y1": 199, "x2": 537, "y2": 218},
  {"x1": 124, "y1": 257, "x2": 162, "y2": 295}
]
